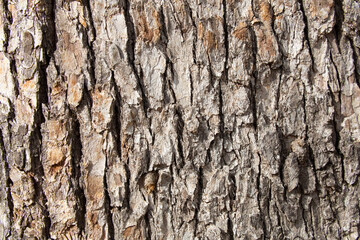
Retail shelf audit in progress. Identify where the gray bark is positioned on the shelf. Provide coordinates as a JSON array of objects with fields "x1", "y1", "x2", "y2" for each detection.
[{"x1": 0, "y1": 0, "x2": 359, "y2": 239}]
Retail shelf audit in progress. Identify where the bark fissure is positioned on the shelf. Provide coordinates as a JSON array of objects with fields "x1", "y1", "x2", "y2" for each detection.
[
  {"x1": 348, "y1": 37, "x2": 360, "y2": 88},
  {"x1": 165, "y1": 58, "x2": 177, "y2": 104},
  {"x1": 193, "y1": 167, "x2": 204, "y2": 236},
  {"x1": 70, "y1": 114, "x2": 86, "y2": 236},
  {"x1": 298, "y1": 0, "x2": 315, "y2": 70},
  {"x1": 123, "y1": 0, "x2": 149, "y2": 117},
  {"x1": 82, "y1": 0, "x2": 97, "y2": 86},
  {"x1": 333, "y1": 0, "x2": 344, "y2": 47},
  {"x1": 256, "y1": 153, "x2": 266, "y2": 239},
  {"x1": 175, "y1": 108, "x2": 185, "y2": 168},
  {"x1": 29, "y1": 122, "x2": 51, "y2": 239},
  {"x1": 249, "y1": 25, "x2": 258, "y2": 131},
  {"x1": 0, "y1": 129, "x2": 13, "y2": 239},
  {"x1": 104, "y1": 161, "x2": 115, "y2": 240},
  {"x1": 220, "y1": 0, "x2": 228, "y2": 136}
]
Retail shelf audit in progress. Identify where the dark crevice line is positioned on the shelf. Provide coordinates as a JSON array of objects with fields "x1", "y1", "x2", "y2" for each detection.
[
  {"x1": 110, "y1": 70, "x2": 122, "y2": 160},
  {"x1": 275, "y1": 71, "x2": 282, "y2": 113},
  {"x1": 0, "y1": 129, "x2": 13, "y2": 239},
  {"x1": 348, "y1": 37, "x2": 360, "y2": 88},
  {"x1": 268, "y1": 3, "x2": 283, "y2": 69},
  {"x1": 333, "y1": 0, "x2": 344, "y2": 48},
  {"x1": 3, "y1": 0, "x2": 19, "y2": 98},
  {"x1": 2, "y1": 0, "x2": 12, "y2": 51},
  {"x1": 248, "y1": 25, "x2": 258, "y2": 132},
  {"x1": 256, "y1": 153, "x2": 267, "y2": 239},
  {"x1": 82, "y1": 82, "x2": 93, "y2": 121},
  {"x1": 227, "y1": 213, "x2": 234, "y2": 240},
  {"x1": 144, "y1": 210, "x2": 152, "y2": 240},
  {"x1": 165, "y1": 58, "x2": 177, "y2": 104},
  {"x1": 193, "y1": 167, "x2": 204, "y2": 237},
  {"x1": 29, "y1": 120, "x2": 51, "y2": 239},
  {"x1": 168, "y1": 163, "x2": 176, "y2": 234},
  {"x1": 70, "y1": 113, "x2": 86, "y2": 236},
  {"x1": 104, "y1": 163, "x2": 115, "y2": 240},
  {"x1": 82, "y1": 0, "x2": 97, "y2": 86},
  {"x1": 123, "y1": 162, "x2": 131, "y2": 209},
  {"x1": 184, "y1": 0, "x2": 197, "y2": 65},
  {"x1": 227, "y1": 173, "x2": 235, "y2": 239},
  {"x1": 175, "y1": 108, "x2": 185, "y2": 169},
  {"x1": 184, "y1": 0, "x2": 196, "y2": 105},
  {"x1": 189, "y1": 69, "x2": 194, "y2": 106},
  {"x1": 266, "y1": 184, "x2": 271, "y2": 236},
  {"x1": 123, "y1": 0, "x2": 149, "y2": 118},
  {"x1": 162, "y1": 61, "x2": 170, "y2": 106},
  {"x1": 276, "y1": 125, "x2": 287, "y2": 200},
  {"x1": 1, "y1": 2, "x2": 15, "y2": 236},
  {"x1": 158, "y1": 5, "x2": 169, "y2": 53},
  {"x1": 329, "y1": 52, "x2": 345, "y2": 183},
  {"x1": 298, "y1": 0, "x2": 315, "y2": 71}
]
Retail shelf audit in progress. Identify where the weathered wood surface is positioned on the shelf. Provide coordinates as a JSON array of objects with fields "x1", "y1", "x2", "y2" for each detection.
[{"x1": 0, "y1": 0, "x2": 359, "y2": 239}]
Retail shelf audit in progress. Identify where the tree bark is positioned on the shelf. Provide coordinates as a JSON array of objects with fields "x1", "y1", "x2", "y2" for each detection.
[{"x1": 0, "y1": 0, "x2": 359, "y2": 239}]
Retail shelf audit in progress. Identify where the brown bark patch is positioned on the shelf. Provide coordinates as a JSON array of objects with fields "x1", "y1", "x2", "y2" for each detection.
[
  {"x1": 204, "y1": 31, "x2": 217, "y2": 51},
  {"x1": 87, "y1": 175, "x2": 104, "y2": 202},
  {"x1": 48, "y1": 120, "x2": 66, "y2": 141},
  {"x1": 259, "y1": 1, "x2": 273, "y2": 26},
  {"x1": 309, "y1": 0, "x2": 334, "y2": 17},
  {"x1": 232, "y1": 22, "x2": 249, "y2": 41},
  {"x1": 123, "y1": 225, "x2": 144, "y2": 240},
  {"x1": 47, "y1": 146, "x2": 65, "y2": 166},
  {"x1": 137, "y1": 9, "x2": 161, "y2": 44},
  {"x1": 67, "y1": 74, "x2": 82, "y2": 107}
]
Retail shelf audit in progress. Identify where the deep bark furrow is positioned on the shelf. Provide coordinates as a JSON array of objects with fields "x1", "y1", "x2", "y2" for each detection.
[{"x1": 298, "y1": 0, "x2": 315, "y2": 70}]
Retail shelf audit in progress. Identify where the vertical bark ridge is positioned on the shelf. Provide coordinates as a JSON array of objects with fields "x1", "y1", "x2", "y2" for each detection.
[{"x1": 0, "y1": 129, "x2": 12, "y2": 239}]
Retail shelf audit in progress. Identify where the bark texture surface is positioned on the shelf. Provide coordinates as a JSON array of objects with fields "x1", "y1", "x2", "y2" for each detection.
[{"x1": 0, "y1": 0, "x2": 360, "y2": 239}]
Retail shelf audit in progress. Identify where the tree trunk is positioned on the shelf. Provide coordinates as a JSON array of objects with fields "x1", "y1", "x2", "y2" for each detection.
[{"x1": 0, "y1": 0, "x2": 359, "y2": 239}]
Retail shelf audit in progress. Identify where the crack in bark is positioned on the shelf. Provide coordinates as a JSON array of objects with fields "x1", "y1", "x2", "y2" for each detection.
[
  {"x1": 82, "y1": 0, "x2": 97, "y2": 86},
  {"x1": 2, "y1": 0, "x2": 12, "y2": 51},
  {"x1": 29, "y1": 121, "x2": 51, "y2": 239},
  {"x1": 276, "y1": 125, "x2": 287, "y2": 201},
  {"x1": 70, "y1": 113, "x2": 86, "y2": 236},
  {"x1": 165, "y1": 58, "x2": 177, "y2": 104},
  {"x1": 3, "y1": 0, "x2": 19, "y2": 97},
  {"x1": 220, "y1": 0, "x2": 228, "y2": 136},
  {"x1": 249, "y1": 25, "x2": 258, "y2": 132},
  {"x1": 175, "y1": 108, "x2": 185, "y2": 169},
  {"x1": 301, "y1": 82, "x2": 321, "y2": 192},
  {"x1": 111, "y1": 71, "x2": 123, "y2": 162},
  {"x1": 298, "y1": 0, "x2": 315, "y2": 71},
  {"x1": 144, "y1": 208, "x2": 153, "y2": 239},
  {"x1": 256, "y1": 153, "x2": 266, "y2": 239},
  {"x1": 193, "y1": 166, "x2": 204, "y2": 237},
  {"x1": 104, "y1": 158, "x2": 115, "y2": 240},
  {"x1": 327, "y1": 53, "x2": 345, "y2": 184},
  {"x1": 348, "y1": 37, "x2": 360, "y2": 88},
  {"x1": 123, "y1": 163, "x2": 131, "y2": 209},
  {"x1": 227, "y1": 174, "x2": 235, "y2": 239},
  {"x1": 185, "y1": 0, "x2": 196, "y2": 106},
  {"x1": 0, "y1": 129, "x2": 13, "y2": 238},
  {"x1": 123, "y1": 0, "x2": 149, "y2": 118},
  {"x1": 333, "y1": 0, "x2": 344, "y2": 48}
]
